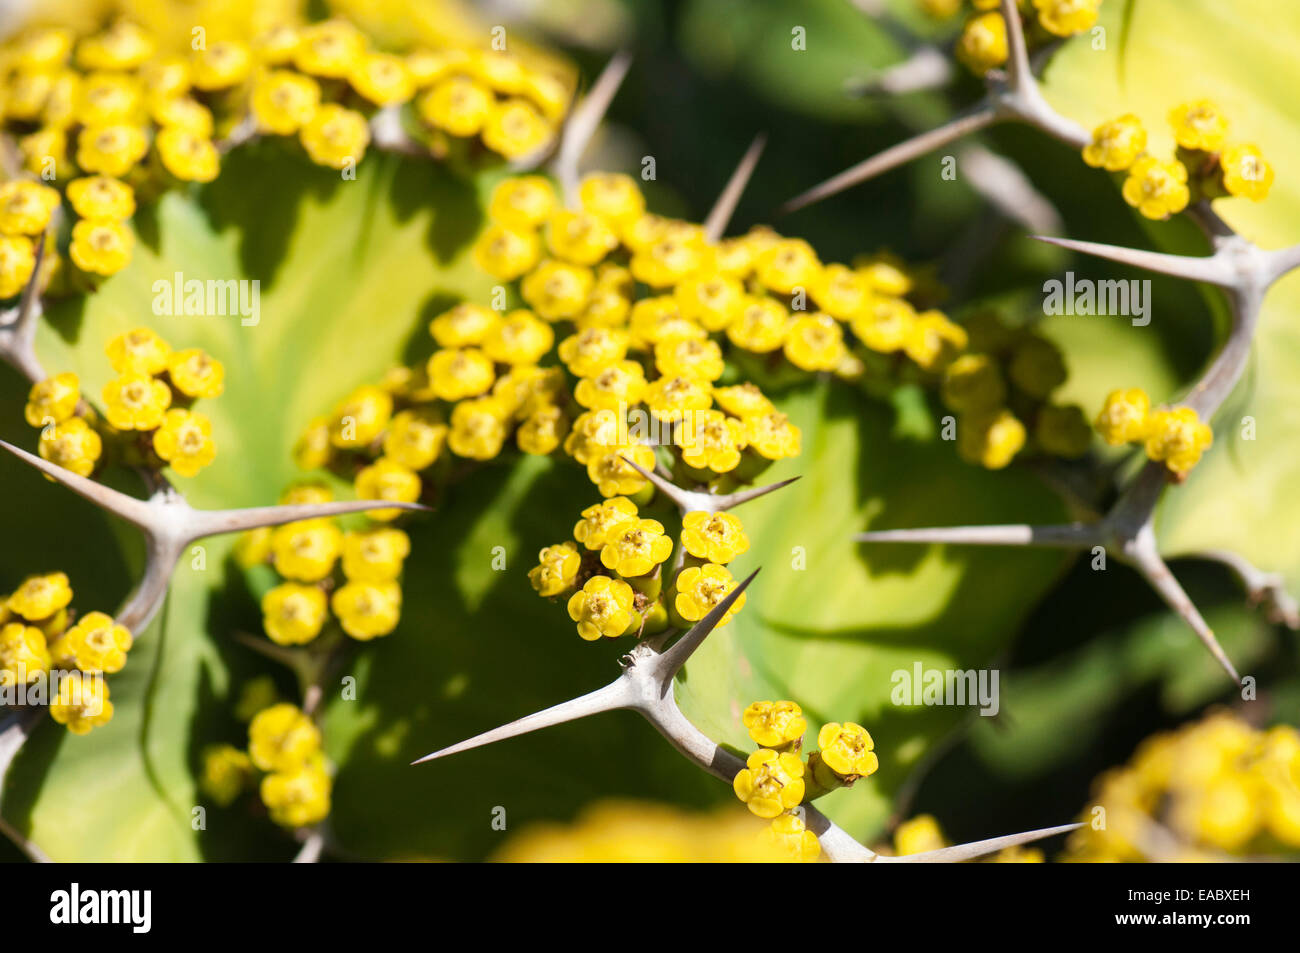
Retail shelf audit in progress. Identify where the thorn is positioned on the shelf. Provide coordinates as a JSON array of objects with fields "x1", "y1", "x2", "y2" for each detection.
[
  {"x1": 714, "y1": 475, "x2": 801, "y2": 511},
  {"x1": 778, "y1": 104, "x2": 999, "y2": 216},
  {"x1": 292, "y1": 831, "x2": 326, "y2": 863},
  {"x1": 0, "y1": 438, "x2": 156, "y2": 530},
  {"x1": 411, "y1": 679, "x2": 634, "y2": 765},
  {"x1": 618, "y1": 454, "x2": 700, "y2": 511},
  {"x1": 184, "y1": 498, "x2": 430, "y2": 540},
  {"x1": 115, "y1": 533, "x2": 185, "y2": 632},
  {"x1": 651, "y1": 568, "x2": 759, "y2": 684},
  {"x1": 1031, "y1": 235, "x2": 1237, "y2": 287},
  {"x1": 998, "y1": 0, "x2": 1032, "y2": 93},
  {"x1": 857, "y1": 522, "x2": 1101, "y2": 548},
  {"x1": 553, "y1": 50, "x2": 633, "y2": 205},
  {"x1": 877, "y1": 822, "x2": 1082, "y2": 863},
  {"x1": 958, "y1": 144, "x2": 1063, "y2": 235},
  {"x1": 1263, "y1": 241, "x2": 1300, "y2": 287},
  {"x1": 703, "y1": 133, "x2": 766, "y2": 242},
  {"x1": 845, "y1": 46, "x2": 953, "y2": 97},
  {"x1": 0, "y1": 710, "x2": 49, "y2": 862},
  {"x1": 1198, "y1": 549, "x2": 1300, "y2": 630}
]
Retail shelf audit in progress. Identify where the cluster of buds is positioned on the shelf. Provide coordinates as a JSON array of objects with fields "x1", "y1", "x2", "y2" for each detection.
[
  {"x1": 946, "y1": 0, "x2": 1103, "y2": 76},
  {"x1": 0, "y1": 572, "x2": 129, "y2": 735},
  {"x1": 730, "y1": 699, "x2": 881, "y2": 862},
  {"x1": 1083, "y1": 100, "x2": 1274, "y2": 219},
  {"x1": 1066, "y1": 710, "x2": 1300, "y2": 861},
  {"x1": 202, "y1": 702, "x2": 330, "y2": 830},
  {"x1": 1094, "y1": 387, "x2": 1212, "y2": 479},
  {"x1": 25, "y1": 326, "x2": 222, "y2": 479}
]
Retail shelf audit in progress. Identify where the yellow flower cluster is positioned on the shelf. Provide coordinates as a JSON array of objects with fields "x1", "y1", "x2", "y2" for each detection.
[
  {"x1": 205, "y1": 703, "x2": 332, "y2": 829},
  {"x1": 954, "y1": 0, "x2": 1103, "y2": 76},
  {"x1": 1083, "y1": 101, "x2": 1273, "y2": 218},
  {"x1": 0, "y1": 571, "x2": 130, "y2": 735},
  {"x1": 0, "y1": 180, "x2": 57, "y2": 295},
  {"x1": 236, "y1": 482, "x2": 410, "y2": 644},
  {"x1": 530, "y1": 495, "x2": 751, "y2": 641},
  {"x1": 1066, "y1": 710, "x2": 1300, "y2": 861},
  {"x1": 1094, "y1": 387, "x2": 1212, "y2": 477},
  {"x1": 730, "y1": 701, "x2": 883, "y2": 862}
]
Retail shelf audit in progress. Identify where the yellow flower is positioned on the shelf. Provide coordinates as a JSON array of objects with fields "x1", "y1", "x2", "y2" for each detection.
[
  {"x1": 675, "y1": 273, "x2": 745, "y2": 331},
  {"x1": 0, "y1": 180, "x2": 60, "y2": 236},
  {"x1": 294, "y1": 417, "x2": 332, "y2": 470},
  {"x1": 448, "y1": 397, "x2": 510, "y2": 461},
  {"x1": 39, "y1": 417, "x2": 102, "y2": 477},
  {"x1": 755, "y1": 239, "x2": 821, "y2": 296},
  {"x1": 139, "y1": 56, "x2": 191, "y2": 100},
  {"x1": 0, "y1": 622, "x2": 50, "y2": 687},
  {"x1": 468, "y1": 50, "x2": 528, "y2": 94},
  {"x1": 429, "y1": 303, "x2": 498, "y2": 348},
  {"x1": 19, "y1": 128, "x2": 71, "y2": 181},
  {"x1": 51, "y1": 611, "x2": 132, "y2": 674},
  {"x1": 427, "y1": 347, "x2": 496, "y2": 401},
  {"x1": 261, "y1": 582, "x2": 329, "y2": 647},
  {"x1": 1036, "y1": 404, "x2": 1092, "y2": 458},
  {"x1": 342, "y1": 528, "x2": 410, "y2": 583},
  {"x1": 331, "y1": 579, "x2": 403, "y2": 641},
  {"x1": 489, "y1": 176, "x2": 558, "y2": 230},
  {"x1": 852, "y1": 295, "x2": 916, "y2": 353},
  {"x1": 350, "y1": 53, "x2": 414, "y2": 106},
  {"x1": 261, "y1": 751, "x2": 332, "y2": 828},
  {"x1": 763, "y1": 812, "x2": 821, "y2": 862},
  {"x1": 354, "y1": 457, "x2": 422, "y2": 520},
  {"x1": 0, "y1": 235, "x2": 36, "y2": 298},
  {"x1": 107, "y1": 326, "x2": 170, "y2": 374},
  {"x1": 472, "y1": 224, "x2": 541, "y2": 281},
  {"x1": 784, "y1": 313, "x2": 846, "y2": 372},
  {"x1": 564, "y1": 408, "x2": 623, "y2": 465},
  {"x1": 573, "y1": 497, "x2": 639, "y2": 551},
  {"x1": 150, "y1": 96, "x2": 215, "y2": 136},
  {"x1": 676, "y1": 409, "x2": 745, "y2": 474},
  {"x1": 69, "y1": 219, "x2": 134, "y2": 275},
  {"x1": 1032, "y1": 0, "x2": 1101, "y2": 37},
  {"x1": 483, "y1": 310, "x2": 555, "y2": 365},
  {"x1": 66, "y1": 176, "x2": 135, "y2": 221},
  {"x1": 958, "y1": 408, "x2": 1026, "y2": 470},
  {"x1": 10, "y1": 27, "x2": 74, "y2": 71},
  {"x1": 293, "y1": 19, "x2": 365, "y2": 78},
  {"x1": 233, "y1": 527, "x2": 273, "y2": 569},
  {"x1": 956, "y1": 11, "x2": 1008, "y2": 75},
  {"x1": 418, "y1": 76, "x2": 493, "y2": 136},
  {"x1": 1092, "y1": 384, "x2": 1154, "y2": 444},
  {"x1": 102, "y1": 371, "x2": 171, "y2": 430},
  {"x1": 1082, "y1": 114, "x2": 1147, "y2": 172},
  {"x1": 200, "y1": 744, "x2": 252, "y2": 807},
  {"x1": 546, "y1": 209, "x2": 620, "y2": 266},
  {"x1": 1122, "y1": 156, "x2": 1190, "y2": 220},
  {"x1": 600, "y1": 518, "x2": 673, "y2": 577},
  {"x1": 578, "y1": 173, "x2": 645, "y2": 226},
  {"x1": 811, "y1": 264, "x2": 872, "y2": 320},
  {"x1": 817, "y1": 722, "x2": 879, "y2": 778},
  {"x1": 494, "y1": 364, "x2": 566, "y2": 418},
  {"x1": 644, "y1": 375, "x2": 713, "y2": 424},
  {"x1": 743, "y1": 412, "x2": 802, "y2": 460},
  {"x1": 712, "y1": 383, "x2": 776, "y2": 419},
  {"x1": 192, "y1": 40, "x2": 252, "y2": 91},
  {"x1": 76, "y1": 124, "x2": 148, "y2": 177},
  {"x1": 329, "y1": 385, "x2": 392, "y2": 448},
  {"x1": 299, "y1": 104, "x2": 370, "y2": 170},
  {"x1": 1221, "y1": 144, "x2": 1274, "y2": 201},
  {"x1": 528, "y1": 541, "x2": 582, "y2": 597},
  {"x1": 482, "y1": 98, "x2": 552, "y2": 159},
  {"x1": 903, "y1": 309, "x2": 967, "y2": 371},
  {"x1": 673, "y1": 562, "x2": 745, "y2": 626},
  {"x1": 656, "y1": 337, "x2": 726, "y2": 383},
  {"x1": 1144, "y1": 406, "x2": 1212, "y2": 475},
  {"x1": 254, "y1": 24, "x2": 301, "y2": 66},
  {"x1": 517, "y1": 403, "x2": 568, "y2": 455},
  {"x1": 25, "y1": 372, "x2": 80, "y2": 427},
  {"x1": 894, "y1": 814, "x2": 947, "y2": 855},
  {"x1": 152, "y1": 408, "x2": 216, "y2": 477},
  {"x1": 733, "y1": 749, "x2": 805, "y2": 819},
  {"x1": 521, "y1": 259, "x2": 594, "y2": 321},
  {"x1": 166, "y1": 348, "x2": 225, "y2": 399},
  {"x1": 559, "y1": 327, "x2": 629, "y2": 380},
  {"x1": 681, "y1": 511, "x2": 750, "y2": 564},
  {"x1": 587, "y1": 443, "x2": 655, "y2": 497},
  {"x1": 743, "y1": 701, "x2": 807, "y2": 748},
  {"x1": 1168, "y1": 99, "x2": 1229, "y2": 152},
  {"x1": 383, "y1": 408, "x2": 447, "y2": 471},
  {"x1": 248, "y1": 703, "x2": 320, "y2": 773},
  {"x1": 250, "y1": 70, "x2": 321, "y2": 134},
  {"x1": 941, "y1": 353, "x2": 1006, "y2": 414},
  {"x1": 566, "y1": 575, "x2": 637, "y2": 640},
  {"x1": 629, "y1": 227, "x2": 709, "y2": 288},
  {"x1": 726, "y1": 296, "x2": 790, "y2": 353},
  {"x1": 50, "y1": 671, "x2": 113, "y2": 735},
  {"x1": 628, "y1": 297, "x2": 704, "y2": 349},
  {"x1": 77, "y1": 21, "x2": 155, "y2": 71},
  {"x1": 271, "y1": 519, "x2": 343, "y2": 582}
]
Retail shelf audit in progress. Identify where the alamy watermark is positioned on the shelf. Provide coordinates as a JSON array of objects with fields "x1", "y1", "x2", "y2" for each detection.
[
  {"x1": 890, "y1": 662, "x2": 1000, "y2": 716},
  {"x1": 1043, "y1": 272, "x2": 1150, "y2": 327},
  {"x1": 151, "y1": 272, "x2": 260, "y2": 327},
  {"x1": 0, "y1": 669, "x2": 106, "y2": 711}
]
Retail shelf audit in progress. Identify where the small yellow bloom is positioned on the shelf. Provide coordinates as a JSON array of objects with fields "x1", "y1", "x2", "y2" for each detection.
[
  {"x1": 743, "y1": 412, "x2": 802, "y2": 461},
  {"x1": 676, "y1": 409, "x2": 745, "y2": 474},
  {"x1": 152, "y1": 408, "x2": 216, "y2": 477},
  {"x1": 107, "y1": 326, "x2": 170, "y2": 374},
  {"x1": 628, "y1": 297, "x2": 705, "y2": 349},
  {"x1": 564, "y1": 408, "x2": 623, "y2": 465},
  {"x1": 472, "y1": 224, "x2": 541, "y2": 281},
  {"x1": 25, "y1": 372, "x2": 80, "y2": 427},
  {"x1": 50, "y1": 670, "x2": 113, "y2": 735},
  {"x1": 578, "y1": 173, "x2": 645, "y2": 226},
  {"x1": 69, "y1": 219, "x2": 134, "y2": 275},
  {"x1": 233, "y1": 527, "x2": 273, "y2": 569},
  {"x1": 675, "y1": 273, "x2": 746, "y2": 331},
  {"x1": 248, "y1": 703, "x2": 320, "y2": 773},
  {"x1": 517, "y1": 403, "x2": 568, "y2": 455},
  {"x1": 192, "y1": 40, "x2": 252, "y2": 91},
  {"x1": 292, "y1": 19, "x2": 365, "y2": 78},
  {"x1": 77, "y1": 22, "x2": 155, "y2": 71},
  {"x1": 383, "y1": 408, "x2": 447, "y2": 471},
  {"x1": 810, "y1": 264, "x2": 872, "y2": 320},
  {"x1": 39, "y1": 417, "x2": 102, "y2": 477},
  {"x1": 294, "y1": 417, "x2": 332, "y2": 470},
  {"x1": 10, "y1": 27, "x2": 74, "y2": 71},
  {"x1": 350, "y1": 53, "x2": 415, "y2": 106},
  {"x1": 817, "y1": 721, "x2": 879, "y2": 778},
  {"x1": 250, "y1": 70, "x2": 321, "y2": 135},
  {"x1": 755, "y1": 239, "x2": 821, "y2": 296},
  {"x1": 51, "y1": 611, "x2": 132, "y2": 673},
  {"x1": 894, "y1": 814, "x2": 948, "y2": 855},
  {"x1": 429, "y1": 303, "x2": 499, "y2": 348},
  {"x1": 1144, "y1": 406, "x2": 1212, "y2": 475},
  {"x1": 656, "y1": 337, "x2": 726, "y2": 382},
  {"x1": 494, "y1": 364, "x2": 566, "y2": 418},
  {"x1": 200, "y1": 744, "x2": 252, "y2": 807},
  {"x1": 546, "y1": 209, "x2": 620, "y2": 266},
  {"x1": 488, "y1": 176, "x2": 558, "y2": 231},
  {"x1": 418, "y1": 76, "x2": 493, "y2": 137},
  {"x1": 0, "y1": 235, "x2": 37, "y2": 298},
  {"x1": 342, "y1": 528, "x2": 411, "y2": 583},
  {"x1": 574, "y1": 361, "x2": 645, "y2": 412},
  {"x1": 329, "y1": 385, "x2": 393, "y2": 449},
  {"x1": 483, "y1": 310, "x2": 555, "y2": 365},
  {"x1": 566, "y1": 575, "x2": 637, "y2": 640},
  {"x1": 763, "y1": 811, "x2": 821, "y2": 862},
  {"x1": 629, "y1": 227, "x2": 709, "y2": 288},
  {"x1": 673, "y1": 562, "x2": 745, "y2": 626},
  {"x1": 254, "y1": 25, "x2": 302, "y2": 66},
  {"x1": 354, "y1": 457, "x2": 422, "y2": 520},
  {"x1": 726, "y1": 297, "x2": 790, "y2": 353},
  {"x1": 743, "y1": 700, "x2": 807, "y2": 748},
  {"x1": 644, "y1": 375, "x2": 713, "y2": 424},
  {"x1": 959, "y1": 408, "x2": 1026, "y2": 469},
  {"x1": 261, "y1": 751, "x2": 332, "y2": 828},
  {"x1": 139, "y1": 56, "x2": 191, "y2": 100},
  {"x1": 600, "y1": 517, "x2": 674, "y2": 577},
  {"x1": 166, "y1": 348, "x2": 224, "y2": 399},
  {"x1": 0, "y1": 622, "x2": 50, "y2": 687},
  {"x1": 333, "y1": 580, "x2": 403, "y2": 640},
  {"x1": 573, "y1": 497, "x2": 639, "y2": 551},
  {"x1": 1082, "y1": 114, "x2": 1147, "y2": 172},
  {"x1": 1220, "y1": 144, "x2": 1274, "y2": 201},
  {"x1": 1032, "y1": 0, "x2": 1101, "y2": 37},
  {"x1": 300, "y1": 103, "x2": 370, "y2": 170},
  {"x1": 76, "y1": 124, "x2": 149, "y2": 177},
  {"x1": 784, "y1": 313, "x2": 846, "y2": 372},
  {"x1": 102, "y1": 371, "x2": 171, "y2": 429},
  {"x1": 1094, "y1": 387, "x2": 1152, "y2": 446},
  {"x1": 1168, "y1": 100, "x2": 1229, "y2": 152},
  {"x1": 528, "y1": 541, "x2": 582, "y2": 597},
  {"x1": 710, "y1": 383, "x2": 775, "y2": 420},
  {"x1": 521, "y1": 259, "x2": 594, "y2": 321},
  {"x1": 66, "y1": 176, "x2": 135, "y2": 221},
  {"x1": 587, "y1": 443, "x2": 655, "y2": 497},
  {"x1": 1122, "y1": 156, "x2": 1190, "y2": 220},
  {"x1": 150, "y1": 96, "x2": 214, "y2": 136},
  {"x1": 903, "y1": 309, "x2": 967, "y2": 371},
  {"x1": 260, "y1": 582, "x2": 329, "y2": 647},
  {"x1": 0, "y1": 180, "x2": 60, "y2": 236},
  {"x1": 681, "y1": 511, "x2": 750, "y2": 564},
  {"x1": 956, "y1": 11, "x2": 1008, "y2": 75},
  {"x1": 271, "y1": 519, "x2": 343, "y2": 582},
  {"x1": 482, "y1": 98, "x2": 552, "y2": 159},
  {"x1": 733, "y1": 749, "x2": 805, "y2": 819},
  {"x1": 852, "y1": 295, "x2": 916, "y2": 353},
  {"x1": 448, "y1": 397, "x2": 510, "y2": 461},
  {"x1": 427, "y1": 347, "x2": 496, "y2": 401}
]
